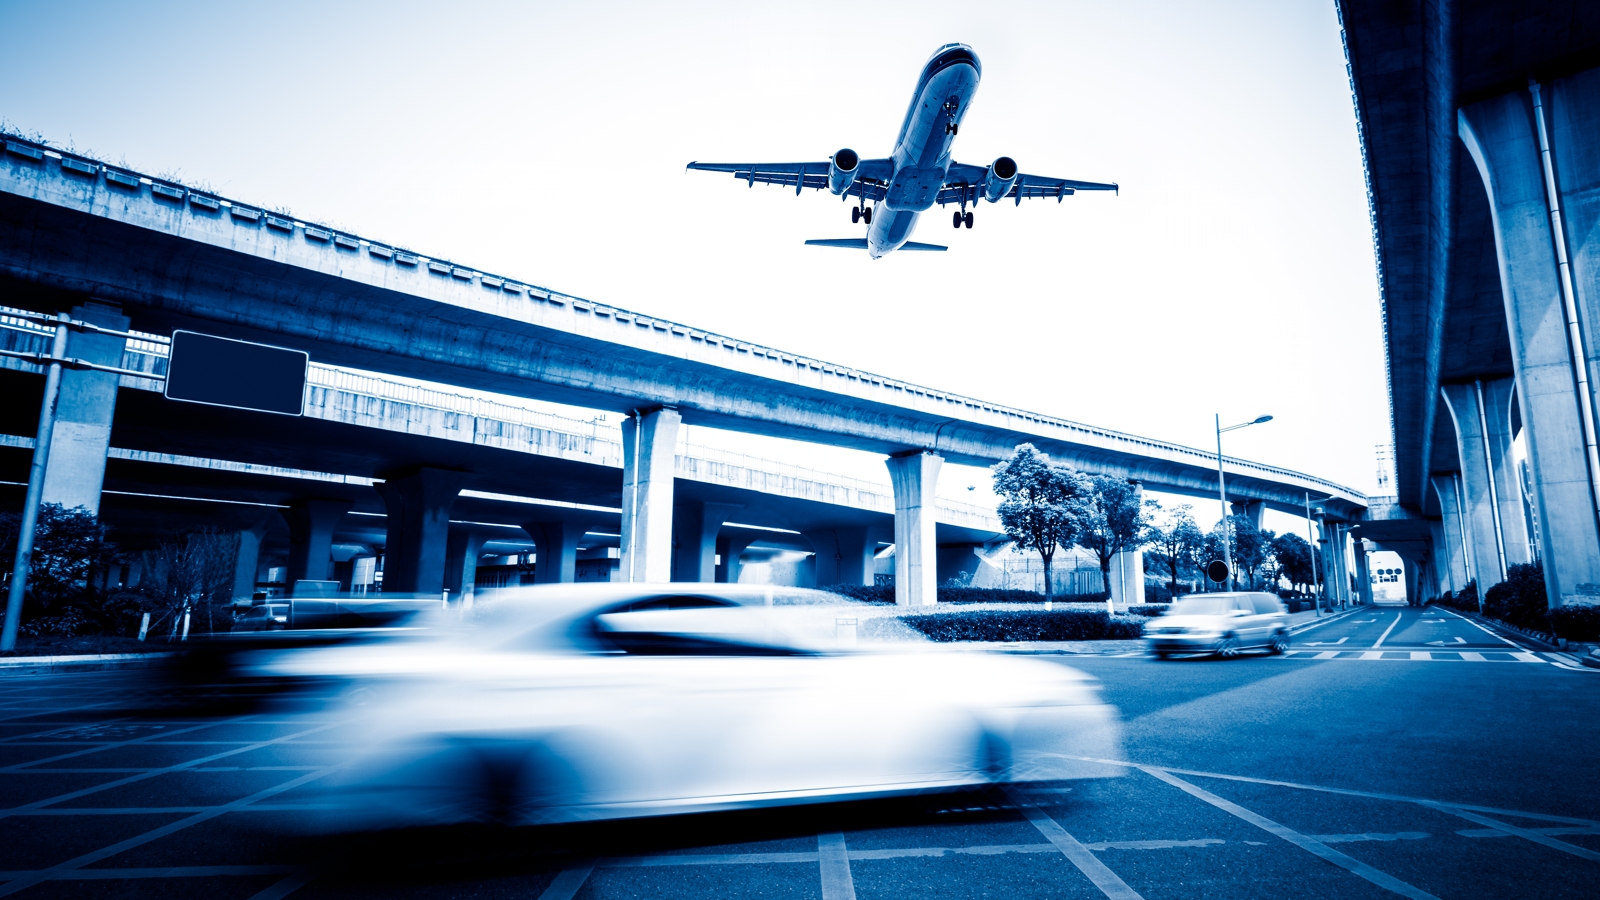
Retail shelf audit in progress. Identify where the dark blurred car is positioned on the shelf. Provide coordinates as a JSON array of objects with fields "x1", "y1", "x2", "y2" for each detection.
[
  {"x1": 230, "y1": 602, "x2": 289, "y2": 632},
  {"x1": 1143, "y1": 591, "x2": 1290, "y2": 658},
  {"x1": 229, "y1": 596, "x2": 439, "y2": 633}
]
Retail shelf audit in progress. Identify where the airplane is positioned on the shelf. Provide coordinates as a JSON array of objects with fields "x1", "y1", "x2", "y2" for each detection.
[{"x1": 687, "y1": 43, "x2": 1117, "y2": 259}]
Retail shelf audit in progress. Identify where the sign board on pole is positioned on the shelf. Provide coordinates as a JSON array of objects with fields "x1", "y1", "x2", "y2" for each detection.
[
  {"x1": 164, "y1": 331, "x2": 308, "y2": 416},
  {"x1": 1206, "y1": 559, "x2": 1230, "y2": 584}
]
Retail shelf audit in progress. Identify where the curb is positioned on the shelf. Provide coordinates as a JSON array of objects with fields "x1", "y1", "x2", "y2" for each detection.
[
  {"x1": 0, "y1": 652, "x2": 177, "y2": 677},
  {"x1": 1440, "y1": 608, "x2": 1560, "y2": 651},
  {"x1": 1287, "y1": 606, "x2": 1364, "y2": 635},
  {"x1": 1585, "y1": 650, "x2": 1600, "y2": 670}
]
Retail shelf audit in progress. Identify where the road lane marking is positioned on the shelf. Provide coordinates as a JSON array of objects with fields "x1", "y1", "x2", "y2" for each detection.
[
  {"x1": 1060, "y1": 757, "x2": 1600, "y2": 827},
  {"x1": 1425, "y1": 637, "x2": 1467, "y2": 646},
  {"x1": 1360, "y1": 651, "x2": 1384, "y2": 660},
  {"x1": 1313, "y1": 832, "x2": 1429, "y2": 843},
  {"x1": 1460, "y1": 652, "x2": 1485, "y2": 661},
  {"x1": 537, "y1": 859, "x2": 598, "y2": 900},
  {"x1": 1004, "y1": 787, "x2": 1144, "y2": 900},
  {"x1": 818, "y1": 833, "x2": 856, "y2": 900},
  {"x1": 1372, "y1": 612, "x2": 1403, "y2": 648},
  {"x1": 1434, "y1": 608, "x2": 1525, "y2": 648},
  {"x1": 1409, "y1": 652, "x2": 1430, "y2": 661},
  {"x1": 1138, "y1": 768, "x2": 1440, "y2": 900},
  {"x1": 1304, "y1": 637, "x2": 1349, "y2": 646},
  {"x1": 1512, "y1": 652, "x2": 1543, "y2": 662},
  {"x1": 1422, "y1": 804, "x2": 1600, "y2": 862},
  {"x1": 1286, "y1": 608, "x2": 1364, "y2": 635},
  {"x1": 1313, "y1": 651, "x2": 1340, "y2": 659}
]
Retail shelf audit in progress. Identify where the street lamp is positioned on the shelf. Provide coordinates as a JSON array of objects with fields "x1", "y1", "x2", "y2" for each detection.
[{"x1": 1216, "y1": 414, "x2": 1273, "y2": 592}]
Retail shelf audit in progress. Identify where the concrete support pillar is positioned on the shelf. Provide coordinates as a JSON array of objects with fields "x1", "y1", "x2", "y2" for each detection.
[
  {"x1": 1482, "y1": 379, "x2": 1532, "y2": 567},
  {"x1": 1110, "y1": 549, "x2": 1145, "y2": 605},
  {"x1": 806, "y1": 527, "x2": 876, "y2": 587},
  {"x1": 282, "y1": 499, "x2": 351, "y2": 588},
  {"x1": 672, "y1": 501, "x2": 739, "y2": 582},
  {"x1": 885, "y1": 451, "x2": 941, "y2": 607},
  {"x1": 523, "y1": 519, "x2": 593, "y2": 584},
  {"x1": 620, "y1": 407, "x2": 680, "y2": 583},
  {"x1": 1229, "y1": 500, "x2": 1265, "y2": 532},
  {"x1": 375, "y1": 468, "x2": 466, "y2": 594},
  {"x1": 39, "y1": 303, "x2": 127, "y2": 514},
  {"x1": 1441, "y1": 383, "x2": 1509, "y2": 588},
  {"x1": 231, "y1": 515, "x2": 272, "y2": 603},
  {"x1": 1460, "y1": 73, "x2": 1600, "y2": 607},
  {"x1": 1353, "y1": 540, "x2": 1375, "y2": 606},
  {"x1": 715, "y1": 533, "x2": 757, "y2": 584},
  {"x1": 1431, "y1": 476, "x2": 1472, "y2": 592},
  {"x1": 443, "y1": 530, "x2": 489, "y2": 601}
]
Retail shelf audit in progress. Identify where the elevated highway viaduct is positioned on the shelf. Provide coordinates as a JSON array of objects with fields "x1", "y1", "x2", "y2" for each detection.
[
  {"x1": 1340, "y1": 0, "x2": 1600, "y2": 607},
  {"x1": 0, "y1": 140, "x2": 1364, "y2": 605}
]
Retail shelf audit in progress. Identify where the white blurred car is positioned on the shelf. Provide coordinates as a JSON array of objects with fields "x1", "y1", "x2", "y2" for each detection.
[{"x1": 249, "y1": 584, "x2": 1122, "y2": 827}]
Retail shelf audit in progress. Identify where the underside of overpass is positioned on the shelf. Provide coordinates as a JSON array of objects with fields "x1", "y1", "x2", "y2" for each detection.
[{"x1": 1340, "y1": 0, "x2": 1600, "y2": 605}]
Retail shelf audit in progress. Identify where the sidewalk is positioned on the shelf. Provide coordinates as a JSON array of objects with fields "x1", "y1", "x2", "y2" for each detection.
[{"x1": 0, "y1": 652, "x2": 175, "y2": 677}]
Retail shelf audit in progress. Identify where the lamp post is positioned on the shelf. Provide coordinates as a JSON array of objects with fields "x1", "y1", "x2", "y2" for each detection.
[{"x1": 1215, "y1": 414, "x2": 1273, "y2": 592}]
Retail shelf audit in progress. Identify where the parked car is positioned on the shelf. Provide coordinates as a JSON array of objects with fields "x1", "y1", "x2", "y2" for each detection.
[
  {"x1": 230, "y1": 602, "x2": 290, "y2": 632},
  {"x1": 243, "y1": 584, "x2": 1124, "y2": 828},
  {"x1": 1143, "y1": 591, "x2": 1290, "y2": 659}
]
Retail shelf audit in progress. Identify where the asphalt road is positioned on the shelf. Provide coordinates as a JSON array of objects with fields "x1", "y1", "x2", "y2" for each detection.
[{"x1": 0, "y1": 604, "x2": 1593, "y2": 899}]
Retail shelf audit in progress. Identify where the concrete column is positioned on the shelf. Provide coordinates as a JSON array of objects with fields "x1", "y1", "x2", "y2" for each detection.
[
  {"x1": 1481, "y1": 378, "x2": 1532, "y2": 567},
  {"x1": 885, "y1": 451, "x2": 941, "y2": 607},
  {"x1": 39, "y1": 303, "x2": 127, "y2": 514},
  {"x1": 231, "y1": 515, "x2": 272, "y2": 603},
  {"x1": 1353, "y1": 540, "x2": 1375, "y2": 606},
  {"x1": 523, "y1": 519, "x2": 593, "y2": 584},
  {"x1": 1229, "y1": 500, "x2": 1265, "y2": 532},
  {"x1": 1460, "y1": 76, "x2": 1600, "y2": 607},
  {"x1": 672, "y1": 501, "x2": 739, "y2": 582},
  {"x1": 620, "y1": 407, "x2": 680, "y2": 583},
  {"x1": 806, "y1": 527, "x2": 876, "y2": 587},
  {"x1": 282, "y1": 499, "x2": 351, "y2": 587},
  {"x1": 443, "y1": 530, "x2": 488, "y2": 601},
  {"x1": 1440, "y1": 383, "x2": 1508, "y2": 586},
  {"x1": 1431, "y1": 476, "x2": 1471, "y2": 592},
  {"x1": 1109, "y1": 549, "x2": 1145, "y2": 605},
  {"x1": 375, "y1": 468, "x2": 466, "y2": 594},
  {"x1": 715, "y1": 533, "x2": 756, "y2": 584}
]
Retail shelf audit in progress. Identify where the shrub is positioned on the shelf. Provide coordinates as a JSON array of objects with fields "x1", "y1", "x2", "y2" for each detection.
[
  {"x1": 819, "y1": 584, "x2": 895, "y2": 603},
  {"x1": 937, "y1": 587, "x2": 1047, "y2": 604},
  {"x1": 1549, "y1": 605, "x2": 1600, "y2": 642},
  {"x1": 865, "y1": 608, "x2": 1145, "y2": 642},
  {"x1": 1482, "y1": 563, "x2": 1548, "y2": 630},
  {"x1": 1433, "y1": 582, "x2": 1479, "y2": 614},
  {"x1": 1124, "y1": 604, "x2": 1170, "y2": 618}
]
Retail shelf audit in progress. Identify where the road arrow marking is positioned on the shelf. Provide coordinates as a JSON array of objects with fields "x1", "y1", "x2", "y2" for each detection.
[
  {"x1": 1304, "y1": 637, "x2": 1349, "y2": 646},
  {"x1": 1426, "y1": 637, "x2": 1467, "y2": 646},
  {"x1": 1352, "y1": 619, "x2": 1378, "y2": 623}
]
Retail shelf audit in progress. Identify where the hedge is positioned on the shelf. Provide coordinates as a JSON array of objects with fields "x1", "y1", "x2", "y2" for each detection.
[
  {"x1": 1549, "y1": 605, "x2": 1600, "y2": 642},
  {"x1": 819, "y1": 584, "x2": 1110, "y2": 604},
  {"x1": 862, "y1": 608, "x2": 1146, "y2": 642}
]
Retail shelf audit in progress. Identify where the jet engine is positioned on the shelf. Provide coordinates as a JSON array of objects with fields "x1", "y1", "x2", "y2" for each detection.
[
  {"x1": 828, "y1": 149, "x2": 860, "y2": 195},
  {"x1": 982, "y1": 157, "x2": 1019, "y2": 203}
]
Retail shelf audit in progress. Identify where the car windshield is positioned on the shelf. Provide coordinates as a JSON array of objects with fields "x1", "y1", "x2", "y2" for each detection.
[{"x1": 1169, "y1": 597, "x2": 1236, "y2": 616}]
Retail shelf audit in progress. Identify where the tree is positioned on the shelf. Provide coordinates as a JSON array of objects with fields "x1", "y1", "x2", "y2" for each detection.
[
  {"x1": 991, "y1": 444, "x2": 1093, "y2": 599},
  {"x1": 1145, "y1": 502, "x2": 1204, "y2": 598},
  {"x1": 137, "y1": 530, "x2": 238, "y2": 636},
  {"x1": 1078, "y1": 475, "x2": 1156, "y2": 595},
  {"x1": 1234, "y1": 519, "x2": 1270, "y2": 589},
  {"x1": 0, "y1": 504, "x2": 109, "y2": 627},
  {"x1": 1269, "y1": 532, "x2": 1314, "y2": 592}
]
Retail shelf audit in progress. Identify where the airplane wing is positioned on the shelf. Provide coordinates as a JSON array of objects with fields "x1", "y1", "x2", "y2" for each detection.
[
  {"x1": 686, "y1": 159, "x2": 895, "y2": 203},
  {"x1": 940, "y1": 162, "x2": 1117, "y2": 205}
]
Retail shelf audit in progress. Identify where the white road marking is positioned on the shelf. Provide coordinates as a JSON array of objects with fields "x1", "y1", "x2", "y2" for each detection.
[
  {"x1": 1422, "y1": 804, "x2": 1600, "y2": 862},
  {"x1": 1434, "y1": 607, "x2": 1524, "y2": 648},
  {"x1": 818, "y1": 833, "x2": 856, "y2": 900},
  {"x1": 1372, "y1": 612, "x2": 1403, "y2": 648},
  {"x1": 1459, "y1": 825, "x2": 1600, "y2": 839},
  {"x1": 1460, "y1": 652, "x2": 1486, "y2": 661},
  {"x1": 537, "y1": 860, "x2": 597, "y2": 900},
  {"x1": 1304, "y1": 637, "x2": 1349, "y2": 646},
  {"x1": 1312, "y1": 832, "x2": 1430, "y2": 843},
  {"x1": 1005, "y1": 787, "x2": 1144, "y2": 900},
  {"x1": 1512, "y1": 652, "x2": 1543, "y2": 662},
  {"x1": 1360, "y1": 651, "x2": 1384, "y2": 660},
  {"x1": 1425, "y1": 637, "x2": 1467, "y2": 645},
  {"x1": 1314, "y1": 651, "x2": 1340, "y2": 659},
  {"x1": 1139, "y1": 768, "x2": 1441, "y2": 900},
  {"x1": 1409, "y1": 652, "x2": 1431, "y2": 661}
]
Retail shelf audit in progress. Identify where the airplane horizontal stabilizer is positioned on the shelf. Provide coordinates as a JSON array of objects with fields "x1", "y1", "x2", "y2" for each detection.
[
  {"x1": 900, "y1": 242, "x2": 948, "y2": 251},
  {"x1": 804, "y1": 238, "x2": 869, "y2": 249}
]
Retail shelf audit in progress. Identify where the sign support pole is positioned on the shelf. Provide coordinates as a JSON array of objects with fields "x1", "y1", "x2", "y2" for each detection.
[{"x1": 3, "y1": 315, "x2": 71, "y2": 651}]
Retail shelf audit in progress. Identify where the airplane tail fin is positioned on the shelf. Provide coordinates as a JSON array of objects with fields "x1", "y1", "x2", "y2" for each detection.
[{"x1": 802, "y1": 238, "x2": 948, "y2": 252}]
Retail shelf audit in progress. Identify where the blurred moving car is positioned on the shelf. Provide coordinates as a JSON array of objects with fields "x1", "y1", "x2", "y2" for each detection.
[
  {"x1": 246, "y1": 584, "x2": 1123, "y2": 828},
  {"x1": 230, "y1": 602, "x2": 289, "y2": 632},
  {"x1": 1143, "y1": 592, "x2": 1290, "y2": 659},
  {"x1": 229, "y1": 595, "x2": 439, "y2": 633}
]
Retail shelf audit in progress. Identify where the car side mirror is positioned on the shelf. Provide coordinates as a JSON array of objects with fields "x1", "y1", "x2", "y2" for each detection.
[{"x1": 1232, "y1": 609, "x2": 1249, "y2": 617}]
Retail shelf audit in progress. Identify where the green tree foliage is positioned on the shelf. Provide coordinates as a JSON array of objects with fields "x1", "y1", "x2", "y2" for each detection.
[
  {"x1": 135, "y1": 530, "x2": 239, "y2": 637},
  {"x1": 1145, "y1": 502, "x2": 1204, "y2": 598},
  {"x1": 1481, "y1": 562, "x2": 1547, "y2": 629},
  {"x1": 1270, "y1": 532, "x2": 1315, "y2": 592},
  {"x1": 991, "y1": 444, "x2": 1093, "y2": 599},
  {"x1": 1201, "y1": 514, "x2": 1267, "y2": 589},
  {"x1": 0, "y1": 504, "x2": 112, "y2": 634},
  {"x1": 1079, "y1": 475, "x2": 1156, "y2": 595}
]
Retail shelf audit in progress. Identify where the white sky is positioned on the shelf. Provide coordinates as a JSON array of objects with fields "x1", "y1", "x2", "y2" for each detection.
[{"x1": 0, "y1": 0, "x2": 1390, "y2": 536}]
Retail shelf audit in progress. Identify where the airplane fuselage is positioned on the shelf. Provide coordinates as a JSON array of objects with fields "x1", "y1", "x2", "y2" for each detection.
[{"x1": 868, "y1": 45, "x2": 981, "y2": 258}]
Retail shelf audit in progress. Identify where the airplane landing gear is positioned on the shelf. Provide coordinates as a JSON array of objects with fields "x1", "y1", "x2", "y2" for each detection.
[
  {"x1": 964, "y1": 210, "x2": 973, "y2": 229},
  {"x1": 945, "y1": 122, "x2": 959, "y2": 136},
  {"x1": 853, "y1": 206, "x2": 862, "y2": 224},
  {"x1": 952, "y1": 209, "x2": 973, "y2": 229},
  {"x1": 858, "y1": 205, "x2": 872, "y2": 225}
]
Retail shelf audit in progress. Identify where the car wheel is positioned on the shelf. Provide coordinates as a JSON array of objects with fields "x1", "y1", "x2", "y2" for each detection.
[
  {"x1": 1269, "y1": 631, "x2": 1290, "y2": 655},
  {"x1": 1154, "y1": 650, "x2": 1171, "y2": 660},
  {"x1": 1215, "y1": 635, "x2": 1240, "y2": 659}
]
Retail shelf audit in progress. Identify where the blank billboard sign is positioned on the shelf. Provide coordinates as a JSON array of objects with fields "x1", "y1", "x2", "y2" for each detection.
[{"x1": 164, "y1": 330, "x2": 308, "y2": 416}]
